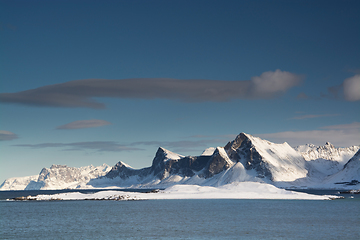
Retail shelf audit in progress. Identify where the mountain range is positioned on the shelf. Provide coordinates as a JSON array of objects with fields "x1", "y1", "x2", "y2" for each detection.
[{"x1": 1, "y1": 133, "x2": 359, "y2": 190}]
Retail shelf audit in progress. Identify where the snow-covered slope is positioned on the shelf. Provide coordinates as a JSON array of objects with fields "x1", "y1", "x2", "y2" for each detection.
[
  {"x1": 31, "y1": 182, "x2": 338, "y2": 201},
  {"x1": 324, "y1": 149, "x2": 360, "y2": 185},
  {"x1": 0, "y1": 164, "x2": 111, "y2": 190}
]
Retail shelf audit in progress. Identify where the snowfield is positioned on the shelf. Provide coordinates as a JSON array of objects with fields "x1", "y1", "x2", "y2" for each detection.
[{"x1": 27, "y1": 182, "x2": 338, "y2": 201}]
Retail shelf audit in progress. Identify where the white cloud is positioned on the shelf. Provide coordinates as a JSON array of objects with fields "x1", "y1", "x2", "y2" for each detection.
[
  {"x1": 14, "y1": 141, "x2": 142, "y2": 152},
  {"x1": 0, "y1": 130, "x2": 18, "y2": 141},
  {"x1": 56, "y1": 119, "x2": 112, "y2": 129},
  {"x1": 250, "y1": 69, "x2": 303, "y2": 97},
  {"x1": 343, "y1": 74, "x2": 360, "y2": 101}
]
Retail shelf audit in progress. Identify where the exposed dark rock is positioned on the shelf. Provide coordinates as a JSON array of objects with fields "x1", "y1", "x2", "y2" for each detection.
[
  {"x1": 225, "y1": 133, "x2": 273, "y2": 180},
  {"x1": 105, "y1": 161, "x2": 150, "y2": 180},
  {"x1": 105, "y1": 147, "x2": 213, "y2": 181},
  {"x1": 202, "y1": 148, "x2": 232, "y2": 178}
]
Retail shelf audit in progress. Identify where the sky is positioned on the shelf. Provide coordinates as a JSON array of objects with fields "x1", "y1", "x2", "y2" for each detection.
[{"x1": 0, "y1": 0, "x2": 359, "y2": 183}]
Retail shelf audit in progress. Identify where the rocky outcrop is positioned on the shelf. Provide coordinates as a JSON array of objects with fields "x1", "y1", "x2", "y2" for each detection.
[
  {"x1": 202, "y1": 147, "x2": 233, "y2": 178},
  {"x1": 105, "y1": 161, "x2": 150, "y2": 180},
  {"x1": 106, "y1": 147, "x2": 212, "y2": 181}
]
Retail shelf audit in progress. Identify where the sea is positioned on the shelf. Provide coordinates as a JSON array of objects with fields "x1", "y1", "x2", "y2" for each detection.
[{"x1": 1, "y1": 189, "x2": 359, "y2": 240}]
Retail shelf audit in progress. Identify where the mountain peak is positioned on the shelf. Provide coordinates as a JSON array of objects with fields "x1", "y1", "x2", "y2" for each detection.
[
  {"x1": 113, "y1": 161, "x2": 132, "y2": 169},
  {"x1": 224, "y1": 132, "x2": 252, "y2": 151},
  {"x1": 325, "y1": 142, "x2": 334, "y2": 148},
  {"x1": 155, "y1": 147, "x2": 183, "y2": 161}
]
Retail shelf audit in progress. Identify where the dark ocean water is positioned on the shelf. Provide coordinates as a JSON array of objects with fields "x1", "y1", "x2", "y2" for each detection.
[{"x1": 1, "y1": 190, "x2": 359, "y2": 239}]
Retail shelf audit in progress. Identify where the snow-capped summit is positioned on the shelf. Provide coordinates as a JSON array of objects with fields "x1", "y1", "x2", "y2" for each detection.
[
  {"x1": 224, "y1": 133, "x2": 308, "y2": 182},
  {"x1": 201, "y1": 147, "x2": 216, "y2": 156}
]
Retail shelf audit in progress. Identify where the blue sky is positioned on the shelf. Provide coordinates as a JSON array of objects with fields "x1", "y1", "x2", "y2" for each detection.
[{"x1": 1, "y1": 0, "x2": 359, "y2": 182}]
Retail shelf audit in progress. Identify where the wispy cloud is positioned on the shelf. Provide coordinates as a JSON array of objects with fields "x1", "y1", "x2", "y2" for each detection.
[
  {"x1": 0, "y1": 70, "x2": 303, "y2": 109},
  {"x1": 256, "y1": 122, "x2": 360, "y2": 147},
  {"x1": 12, "y1": 137, "x2": 228, "y2": 155},
  {"x1": 289, "y1": 114, "x2": 339, "y2": 120},
  {"x1": 130, "y1": 138, "x2": 227, "y2": 153},
  {"x1": 321, "y1": 122, "x2": 360, "y2": 130},
  {"x1": 0, "y1": 130, "x2": 18, "y2": 141},
  {"x1": 56, "y1": 119, "x2": 112, "y2": 130},
  {"x1": 13, "y1": 141, "x2": 143, "y2": 152}
]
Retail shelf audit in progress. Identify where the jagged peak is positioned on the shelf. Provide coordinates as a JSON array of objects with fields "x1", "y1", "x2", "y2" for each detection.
[
  {"x1": 155, "y1": 147, "x2": 184, "y2": 160},
  {"x1": 325, "y1": 142, "x2": 334, "y2": 148},
  {"x1": 114, "y1": 161, "x2": 133, "y2": 169},
  {"x1": 213, "y1": 147, "x2": 232, "y2": 162},
  {"x1": 225, "y1": 132, "x2": 252, "y2": 150},
  {"x1": 201, "y1": 147, "x2": 216, "y2": 156}
]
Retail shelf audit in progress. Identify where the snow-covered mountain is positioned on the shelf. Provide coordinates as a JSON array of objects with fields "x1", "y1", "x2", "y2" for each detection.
[
  {"x1": 2, "y1": 133, "x2": 359, "y2": 191},
  {"x1": 0, "y1": 164, "x2": 111, "y2": 190},
  {"x1": 0, "y1": 175, "x2": 39, "y2": 191},
  {"x1": 89, "y1": 133, "x2": 359, "y2": 189},
  {"x1": 295, "y1": 143, "x2": 360, "y2": 176},
  {"x1": 296, "y1": 142, "x2": 359, "y2": 162}
]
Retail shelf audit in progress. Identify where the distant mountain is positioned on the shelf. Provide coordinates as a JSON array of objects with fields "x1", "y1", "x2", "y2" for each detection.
[
  {"x1": 295, "y1": 142, "x2": 359, "y2": 162},
  {"x1": 0, "y1": 164, "x2": 111, "y2": 190},
  {"x1": 0, "y1": 175, "x2": 39, "y2": 191},
  {"x1": 295, "y1": 143, "x2": 360, "y2": 176},
  {"x1": 2, "y1": 133, "x2": 359, "y2": 191}
]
